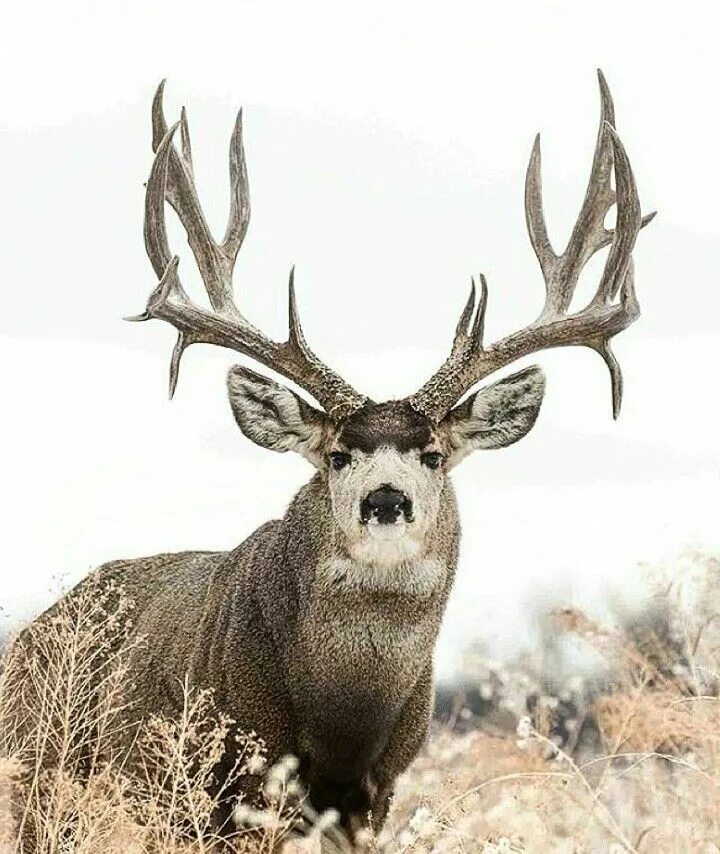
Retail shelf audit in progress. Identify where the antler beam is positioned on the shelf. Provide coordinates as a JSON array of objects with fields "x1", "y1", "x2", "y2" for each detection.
[
  {"x1": 127, "y1": 82, "x2": 367, "y2": 421},
  {"x1": 409, "y1": 70, "x2": 654, "y2": 422}
]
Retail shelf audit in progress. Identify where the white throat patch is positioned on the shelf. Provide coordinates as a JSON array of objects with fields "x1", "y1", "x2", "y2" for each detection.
[
  {"x1": 350, "y1": 519, "x2": 423, "y2": 565},
  {"x1": 320, "y1": 554, "x2": 446, "y2": 599}
]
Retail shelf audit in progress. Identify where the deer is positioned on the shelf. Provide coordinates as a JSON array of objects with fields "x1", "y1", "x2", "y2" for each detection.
[{"x1": 29, "y1": 71, "x2": 653, "y2": 842}]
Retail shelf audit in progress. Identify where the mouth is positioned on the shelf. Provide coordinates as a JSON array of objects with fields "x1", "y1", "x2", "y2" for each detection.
[{"x1": 363, "y1": 517, "x2": 411, "y2": 540}]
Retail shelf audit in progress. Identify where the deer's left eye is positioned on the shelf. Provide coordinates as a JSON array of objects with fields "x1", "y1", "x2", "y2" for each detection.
[
  {"x1": 421, "y1": 452, "x2": 443, "y2": 470},
  {"x1": 329, "y1": 451, "x2": 352, "y2": 470}
]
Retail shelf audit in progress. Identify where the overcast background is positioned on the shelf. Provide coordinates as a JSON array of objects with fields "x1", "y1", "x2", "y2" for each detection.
[{"x1": 1, "y1": 0, "x2": 718, "y2": 677}]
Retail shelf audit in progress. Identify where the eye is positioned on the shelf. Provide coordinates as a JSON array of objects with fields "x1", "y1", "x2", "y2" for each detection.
[
  {"x1": 421, "y1": 451, "x2": 443, "y2": 470},
  {"x1": 329, "y1": 451, "x2": 352, "y2": 471}
]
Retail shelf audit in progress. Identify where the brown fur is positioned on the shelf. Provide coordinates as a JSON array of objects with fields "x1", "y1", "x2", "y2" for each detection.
[{"x1": 54, "y1": 469, "x2": 459, "y2": 835}]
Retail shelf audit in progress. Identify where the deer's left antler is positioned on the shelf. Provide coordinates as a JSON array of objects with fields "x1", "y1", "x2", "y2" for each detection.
[{"x1": 409, "y1": 70, "x2": 655, "y2": 422}]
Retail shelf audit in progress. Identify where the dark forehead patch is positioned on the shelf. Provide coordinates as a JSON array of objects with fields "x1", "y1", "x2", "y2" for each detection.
[{"x1": 338, "y1": 400, "x2": 434, "y2": 453}]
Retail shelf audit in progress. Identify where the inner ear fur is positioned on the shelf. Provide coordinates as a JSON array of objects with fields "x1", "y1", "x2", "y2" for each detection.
[
  {"x1": 226, "y1": 365, "x2": 330, "y2": 465},
  {"x1": 440, "y1": 365, "x2": 546, "y2": 466}
]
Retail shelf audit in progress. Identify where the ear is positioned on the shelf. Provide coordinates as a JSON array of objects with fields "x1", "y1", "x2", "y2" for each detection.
[
  {"x1": 226, "y1": 365, "x2": 330, "y2": 466},
  {"x1": 439, "y1": 366, "x2": 546, "y2": 468}
]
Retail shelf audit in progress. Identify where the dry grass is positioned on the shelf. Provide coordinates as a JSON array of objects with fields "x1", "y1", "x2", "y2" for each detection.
[
  {"x1": 2, "y1": 551, "x2": 720, "y2": 852},
  {"x1": 381, "y1": 552, "x2": 720, "y2": 853},
  {"x1": 0, "y1": 578, "x2": 296, "y2": 853}
]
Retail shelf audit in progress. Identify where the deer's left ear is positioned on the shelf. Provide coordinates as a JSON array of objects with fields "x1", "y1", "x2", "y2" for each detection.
[
  {"x1": 439, "y1": 366, "x2": 546, "y2": 468},
  {"x1": 227, "y1": 365, "x2": 330, "y2": 466}
]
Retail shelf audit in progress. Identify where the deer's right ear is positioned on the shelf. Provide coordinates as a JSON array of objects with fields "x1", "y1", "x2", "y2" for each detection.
[{"x1": 226, "y1": 366, "x2": 330, "y2": 466}]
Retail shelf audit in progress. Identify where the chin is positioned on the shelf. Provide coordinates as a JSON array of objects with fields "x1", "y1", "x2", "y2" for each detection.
[{"x1": 349, "y1": 521, "x2": 424, "y2": 567}]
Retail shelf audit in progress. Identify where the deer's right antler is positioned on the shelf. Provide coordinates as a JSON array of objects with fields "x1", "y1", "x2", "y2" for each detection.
[{"x1": 127, "y1": 81, "x2": 368, "y2": 421}]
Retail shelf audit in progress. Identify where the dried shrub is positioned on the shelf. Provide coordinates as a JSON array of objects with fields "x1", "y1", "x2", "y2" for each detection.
[{"x1": 0, "y1": 579, "x2": 298, "y2": 853}]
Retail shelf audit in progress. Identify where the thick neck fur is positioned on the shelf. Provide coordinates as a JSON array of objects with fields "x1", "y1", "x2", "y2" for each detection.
[
  {"x1": 250, "y1": 473, "x2": 460, "y2": 779},
  {"x1": 251, "y1": 471, "x2": 462, "y2": 670}
]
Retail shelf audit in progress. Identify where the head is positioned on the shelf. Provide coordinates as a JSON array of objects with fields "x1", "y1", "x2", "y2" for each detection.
[{"x1": 227, "y1": 364, "x2": 545, "y2": 566}]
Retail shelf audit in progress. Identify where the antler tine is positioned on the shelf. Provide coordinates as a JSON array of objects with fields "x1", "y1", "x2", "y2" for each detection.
[
  {"x1": 593, "y1": 124, "x2": 641, "y2": 305},
  {"x1": 150, "y1": 79, "x2": 169, "y2": 152},
  {"x1": 561, "y1": 70, "x2": 617, "y2": 274},
  {"x1": 471, "y1": 274, "x2": 489, "y2": 347},
  {"x1": 451, "y1": 279, "x2": 476, "y2": 353},
  {"x1": 222, "y1": 109, "x2": 251, "y2": 261},
  {"x1": 143, "y1": 120, "x2": 179, "y2": 280},
  {"x1": 524, "y1": 134, "x2": 556, "y2": 281},
  {"x1": 131, "y1": 83, "x2": 367, "y2": 418},
  {"x1": 150, "y1": 82, "x2": 239, "y2": 319},
  {"x1": 449, "y1": 275, "x2": 488, "y2": 358},
  {"x1": 410, "y1": 71, "x2": 653, "y2": 423},
  {"x1": 179, "y1": 106, "x2": 194, "y2": 176}
]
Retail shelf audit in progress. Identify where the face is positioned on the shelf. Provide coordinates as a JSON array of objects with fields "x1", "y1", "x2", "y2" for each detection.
[
  {"x1": 226, "y1": 364, "x2": 546, "y2": 567},
  {"x1": 325, "y1": 401, "x2": 446, "y2": 566}
]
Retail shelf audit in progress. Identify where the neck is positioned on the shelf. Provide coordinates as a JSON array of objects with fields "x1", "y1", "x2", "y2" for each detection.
[{"x1": 279, "y1": 473, "x2": 460, "y2": 602}]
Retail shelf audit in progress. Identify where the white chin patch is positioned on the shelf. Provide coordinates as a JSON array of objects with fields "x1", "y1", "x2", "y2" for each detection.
[
  {"x1": 366, "y1": 519, "x2": 407, "y2": 541},
  {"x1": 349, "y1": 521, "x2": 422, "y2": 567}
]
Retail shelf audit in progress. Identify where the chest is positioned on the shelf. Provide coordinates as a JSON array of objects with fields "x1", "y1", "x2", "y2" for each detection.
[{"x1": 294, "y1": 556, "x2": 447, "y2": 696}]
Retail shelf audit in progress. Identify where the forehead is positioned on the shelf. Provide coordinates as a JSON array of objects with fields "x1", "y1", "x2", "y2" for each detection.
[{"x1": 337, "y1": 401, "x2": 435, "y2": 453}]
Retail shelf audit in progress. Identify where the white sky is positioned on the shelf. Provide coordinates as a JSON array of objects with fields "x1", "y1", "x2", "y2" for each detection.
[{"x1": 1, "y1": 0, "x2": 718, "y2": 676}]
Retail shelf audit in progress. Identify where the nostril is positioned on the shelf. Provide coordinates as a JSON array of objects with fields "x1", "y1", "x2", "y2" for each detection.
[
  {"x1": 360, "y1": 486, "x2": 413, "y2": 525},
  {"x1": 376, "y1": 507, "x2": 400, "y2": 524},
  {"x1": 400, "y1": 494, "x2": 414, "y2": 522}
]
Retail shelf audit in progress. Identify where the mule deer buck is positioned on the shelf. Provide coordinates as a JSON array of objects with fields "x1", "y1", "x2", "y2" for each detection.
[{"x1": 34, "y1": 71, "x2": 653, "y2": 840}]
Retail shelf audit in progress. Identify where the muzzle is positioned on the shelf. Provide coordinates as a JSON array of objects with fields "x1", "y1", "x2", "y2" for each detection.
[{"x1": 360, "y1": 484, "x2": 414, "y2": 525}]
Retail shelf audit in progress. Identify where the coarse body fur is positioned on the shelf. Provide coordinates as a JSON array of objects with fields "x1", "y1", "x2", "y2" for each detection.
[{"x1": 73, "y1": 466, "x2": 460, "y2": 832}]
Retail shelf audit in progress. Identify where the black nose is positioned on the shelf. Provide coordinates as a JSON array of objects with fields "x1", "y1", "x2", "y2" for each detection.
[{"x1": 360, "y1": 484, "x2": 413, "y2": 525}]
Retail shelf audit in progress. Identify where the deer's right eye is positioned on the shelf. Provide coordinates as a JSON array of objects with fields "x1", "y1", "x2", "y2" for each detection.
[{"x1": 329, "y1": 452, "x2": 352, "y2": 471}]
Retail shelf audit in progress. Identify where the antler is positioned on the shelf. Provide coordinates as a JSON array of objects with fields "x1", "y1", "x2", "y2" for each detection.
[
  {"x1": 127, "y1": 81, "x2": 367, "y2": 421},
  {"x1": 409, "y1": 70, "x2": 654, "y2": 423}
]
